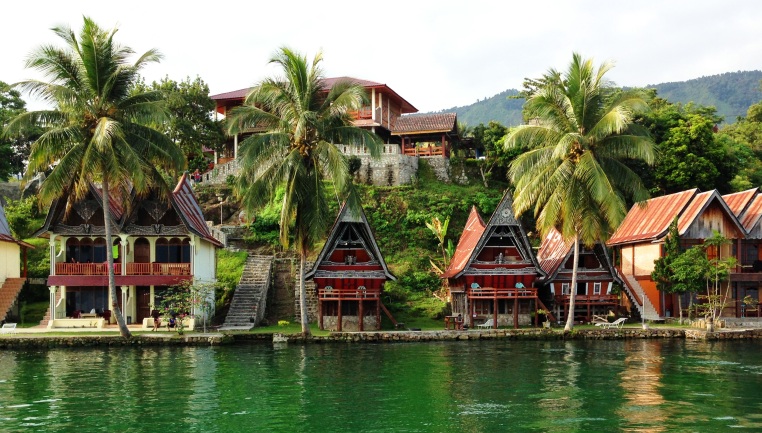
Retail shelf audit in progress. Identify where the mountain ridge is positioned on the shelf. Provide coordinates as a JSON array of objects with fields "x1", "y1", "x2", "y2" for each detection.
[{"x1": 433, "y1": 70, "x2": 762, "y2": 127}]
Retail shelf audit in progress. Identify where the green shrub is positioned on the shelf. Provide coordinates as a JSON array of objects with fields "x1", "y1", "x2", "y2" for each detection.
[{"x1": 215, "y1": 249, "x2": 248, "y2": 310}]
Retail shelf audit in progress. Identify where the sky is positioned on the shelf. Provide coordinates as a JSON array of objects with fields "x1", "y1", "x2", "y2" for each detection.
[{"x1": 2, "y1": 0, "x2": 762, "y2": 113}]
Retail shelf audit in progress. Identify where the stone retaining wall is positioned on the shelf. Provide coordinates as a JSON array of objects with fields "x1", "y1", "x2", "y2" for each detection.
[{"x1": 0, "y1": 334, "x2": 232, "y2": 349}]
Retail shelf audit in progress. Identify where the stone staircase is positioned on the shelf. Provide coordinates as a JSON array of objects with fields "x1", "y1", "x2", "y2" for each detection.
[
  {"x1": 0, "y1": 278, "x2": 25, "y2": 322},
  {"x1": 220, "y1": 255, "x2": 274, "y2": 330},
  {"x1": 623, "y1": 274, "x2": 661, "y2": 320}
]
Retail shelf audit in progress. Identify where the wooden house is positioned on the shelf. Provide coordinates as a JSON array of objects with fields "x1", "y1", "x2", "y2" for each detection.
[
  {"x1": 537, "y1": 228, "x2": 622, "y2": 323},
  {"x1": 441, "y1": 193, "x2": 548, "y2": 329},
  {"x1": 37, "y1": 174, "x2": 222, "y2": 328},
  {"x1": 208, "y1": 78, "x2": 458, "y2": 186},
  {"x1": 607, "y1": 189, "x2": 745, "y2": 320},
  {"x1": 722, "y1": 188, "x2": 762, "y2": 316},
  {"x1": 305, "y1": 203, "x2": 395, "y2": 331}
]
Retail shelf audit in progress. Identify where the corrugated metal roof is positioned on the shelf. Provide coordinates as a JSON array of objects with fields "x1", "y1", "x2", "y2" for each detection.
[
  {"x1": 677, "y1": 191, "x2": 714, "y2": 234},
  {"x1": 392, "y1": 113, "x2": 457, "y2": 135},
  {"x1": 723, "y1": 188, "x2": 758, "y2": 217},
  {"x1": 171, "y1": 173, "x2": 223, "y2": 247},
  {"x1": 536, "y1": 228, "x2": 572, "y2": 277},
  {"x1": 607, "y1": 189, "x2": 698, "y2": 246},
  {"x1": 441, "y1": 207, "x2": 485, "y2": 278},
  {"x1": 740, "y1": 193, "x2": 762, "y2": 233}
]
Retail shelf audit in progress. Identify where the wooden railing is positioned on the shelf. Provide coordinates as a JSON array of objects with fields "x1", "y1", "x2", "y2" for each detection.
[
  {"x1": 554, "y1": 294, "x2": 619, "y2": 304},
  {"x1": 468, "y1": 287, "x2": 537, "y2": 298},
  {"x1": 349, "y1": 107, "x2": 374, "y2": 120},
  {"x1": 318, "y1": 287, "x2": 380, "y2": 300},
  {"x1": 402, "y1": 144, "x2": 445, "y2": 157},
  {"x1": 55, "y1": 262, "x2": 191, "y2": 276}
]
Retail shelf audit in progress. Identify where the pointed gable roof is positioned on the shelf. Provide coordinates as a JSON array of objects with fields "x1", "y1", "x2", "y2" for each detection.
[
  {"x1": 441, "y1": 206, "x2": 486, "y2": 278},
  {"x1": 305, "y1": 202, "x2": 395, "y2": 280},
  {"x1": 171, "y1": 173, "x2": 223, "y2": 247},
  {"x1": 537, "y1": 227, "x2": 620, "y2": 283},
  {"x1": 608, "y1": 188, "x2": 745, "y2": 246},
  {"x1": 723, "y1": 188, "x2": 762, "y2": 235},
  {"x1": 445, "y1": 191, "x2": 545, "y2": 280},
  {"x1": 723, "y1": 188, "x2": 758, "y2": 218}
]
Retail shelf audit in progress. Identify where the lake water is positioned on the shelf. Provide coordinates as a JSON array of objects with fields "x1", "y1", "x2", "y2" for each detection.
[{"x1": 0, "y1": 339, "x2": 761, "y2": 432}]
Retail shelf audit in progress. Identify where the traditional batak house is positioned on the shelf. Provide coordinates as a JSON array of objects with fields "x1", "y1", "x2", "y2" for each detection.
[
  {"x1": 209, "y1": 77, "x2": 458, "y2": 186},
  {"x1": 722, "y1": 188, "x2": 762, "y2": 316},
  {"x1": 37, "y1": 174, "x2": 222, "y2": 328},
  {"x1": 0, "y1": 201, "x2": 33, "y2": 323},
  {"x1": 442, "y1": 193, "x2": 548, "y2": 329},
  {"x1": 607, "y1": 189, "x2": 745, "y2": 320},
  {"x1": 536, "y1": 228, "x2": 622, "y2": 323},
  {"x1": 305, "y1": 203, "x2": 395, "y2": 331}
]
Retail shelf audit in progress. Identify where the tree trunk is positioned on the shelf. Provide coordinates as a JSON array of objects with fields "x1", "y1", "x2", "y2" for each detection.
[
  {"x1": 299, "y1": 248, "x2": 311, "y2": 337},
  {"x1": 678, "y1": 293, "x2": 683, "y2": 325},
  {"x1": 564, "y1": 233, "x2": 580, "y2": 332},
  {"x1": 102, "y1": 176, "x2": 131, "y2": 338}
]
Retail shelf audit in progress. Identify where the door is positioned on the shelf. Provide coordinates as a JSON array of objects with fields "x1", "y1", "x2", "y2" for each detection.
[{"x1": 136, "y1": 286, "x2": 151, "y2": 323}]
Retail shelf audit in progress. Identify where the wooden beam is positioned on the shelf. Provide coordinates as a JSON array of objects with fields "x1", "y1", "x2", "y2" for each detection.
[
  {"x1": 338, "y1": 299, "x2": 342, "y2": 332},
  {"x1": 359, "y1": 300, "x2": 364, "y2": 332}
]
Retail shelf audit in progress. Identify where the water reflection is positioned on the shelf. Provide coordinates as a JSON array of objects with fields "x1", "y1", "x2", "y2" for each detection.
[{"x1": 618, "y1": 339, "x2": 667, "y2": 433}]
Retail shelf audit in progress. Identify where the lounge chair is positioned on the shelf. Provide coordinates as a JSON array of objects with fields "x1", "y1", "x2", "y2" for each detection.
[
  {"x1": 476, "y1": 318, "x2": 494, "y2": 329},
  {"x1": 1, "y1": 323, "x2": 17, "y2": 334},
  {"x1": 591, "y1": 315, "x2": 609, "y2": 325},
  {"x1": 597, "y1": 317, "x2": 627, "y2": 329}
]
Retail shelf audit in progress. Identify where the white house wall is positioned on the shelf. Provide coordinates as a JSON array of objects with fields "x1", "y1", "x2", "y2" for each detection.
[{"x1": 0, "y1": 242, "x2": 21, "y2": 280}]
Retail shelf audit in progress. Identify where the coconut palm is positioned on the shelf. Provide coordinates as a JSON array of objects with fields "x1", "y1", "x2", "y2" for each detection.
[
  {"x1": 506, "y1": 53, "x2": 655, "y2": 331},
  {"x1": 4, "y1": 17, "x2": 185, "y2": 337},
  {"x1": 227, "y1": 47, "x2": 381, "y2": 336}
]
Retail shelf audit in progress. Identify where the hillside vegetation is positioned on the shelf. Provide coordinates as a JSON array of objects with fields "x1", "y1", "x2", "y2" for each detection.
[{"x1": 435, "y1": 70, "x2": 762, "y2": 126}]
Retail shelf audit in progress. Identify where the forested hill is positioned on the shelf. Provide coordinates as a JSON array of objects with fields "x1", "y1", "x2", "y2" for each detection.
[{"x1": 436, "y1": 70, "x2": 762, "y2": 127}]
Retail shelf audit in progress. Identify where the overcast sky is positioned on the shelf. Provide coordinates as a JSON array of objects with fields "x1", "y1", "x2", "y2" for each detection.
[{"x1": 3, "y1": 1, "x2": 762, "y2": 112}]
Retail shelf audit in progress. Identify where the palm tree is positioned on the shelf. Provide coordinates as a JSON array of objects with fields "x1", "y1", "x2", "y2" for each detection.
[
  {"x1": 506, "y1": 53, "x2": 655, "y2": 331},
  {"x1": 3, "y1": 17, "x2": 185, "y2": 337},
  {"x1": 227, "y1": 47, "x2": 381, "y2": 336}
]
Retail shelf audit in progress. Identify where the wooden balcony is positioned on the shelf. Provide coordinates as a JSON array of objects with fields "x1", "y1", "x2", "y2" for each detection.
[
  {"x1": 468, "y1": 287, "x2": 537, "y2": 299},
  {"x1": 318, "y1": 287, "x2": 380, "y2": 300},
  {"x1": 349, "y1": 107, "x2": 374, "y2": 120},
  {"x1": 402, "y1": 144, "x2": 445, "y2": 157},
  {"x1": 554, "y1": 294, "x2": 619, "y2": 305},
  {"x1": 55, "y1": 262, "x2": 191, "y2": 276}
]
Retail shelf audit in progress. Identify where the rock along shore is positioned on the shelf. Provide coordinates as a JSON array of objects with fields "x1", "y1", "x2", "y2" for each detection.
[{"x1": 0, "y1": 328, "x2": 761, "y2": 349}]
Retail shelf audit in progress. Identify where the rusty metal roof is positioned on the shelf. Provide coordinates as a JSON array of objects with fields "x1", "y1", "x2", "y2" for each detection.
[
  {"x1": 723, "y1": 188, "x2": 758, "y2": 217},
  {"x1": 739, "y1": 193, "x2": 762, "y2": 234},
  {"x1": 536, "y1": 228, "x2": 572, "y2": 277},
  {"x1": 607, "y1": 189, "x2": 698, "y2": 246},
  {"x1": 441, "y1": 206, "x2": 485, "y2": 279},
  {"x1": 678, "y1": 190, "x2": 745, "y2": 237}
]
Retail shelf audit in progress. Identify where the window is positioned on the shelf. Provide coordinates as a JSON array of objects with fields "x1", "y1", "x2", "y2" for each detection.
[
  {"x1": 561, "y1": 283, "x2": 570, "y2": 295},
  {"x1": 593, "y1": 282, "x2": 602, "y2": 295}
]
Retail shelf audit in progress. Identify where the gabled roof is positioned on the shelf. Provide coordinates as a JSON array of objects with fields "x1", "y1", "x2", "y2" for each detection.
[
  {"x1": 211, "y1": 76, "x2": 418, "y2": 114},
  {"x1": 608, "y1": 188, "x2": 745, "y2": 246},
  {"x1": 392, "y1": 113, "x2": 457, "y2": 135},
  {"x1": 723, "y1": 188, "x2": 758, "y2": 218},
  {"x1": 537, "y1": 227, "x2": 620, "y2": 283},
  {"x1": 608, "y1": 189, "x2": 698, "y2": 246},
  {"x1": 35, "y1": 175, "x2": 222, "y2": 247},
  {"x1": 739, "y1": 194, "x2": 762, "y2": 235},
  {"x1": 441, "y1": 207, "x2": 486, "y2": 278},
  {"x1": 305, "y1": 202, "x2": 395, "y2": 280},
  {"x1": 444, "y1": 191, "x2": 546, "y2": 280},
  {"x1": 171, "y1": 173, "x2": 223, "y2": 247},
  {"x1": 536, "y1": 228, "x2": 571, "y2": 278}
]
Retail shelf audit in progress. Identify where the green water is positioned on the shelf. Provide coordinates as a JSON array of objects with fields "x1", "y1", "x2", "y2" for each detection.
[{"x1": 0, "y1": 339, "x2": 761, "y2": 432}]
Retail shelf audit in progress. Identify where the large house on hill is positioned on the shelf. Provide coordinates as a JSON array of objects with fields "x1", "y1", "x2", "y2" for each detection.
[
  {"x1": 36, "y1": 174, "x2": 222, "y2": 329},
  {"x1": 607, "y1": 188, "x2": 753, "y2": 320},
  {"x1": 208, "y1": 77, "x2": 459, "y2": 186}
]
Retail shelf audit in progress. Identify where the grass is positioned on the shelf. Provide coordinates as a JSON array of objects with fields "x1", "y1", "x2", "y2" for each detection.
[{"x1": 20, "y1": 301, "x2": 48, "y2": 327}]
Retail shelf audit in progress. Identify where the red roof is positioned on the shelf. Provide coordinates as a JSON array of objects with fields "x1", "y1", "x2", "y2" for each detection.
[
  {"x1": 441, "y1": 207, "x2": 486, "y2": 278},
  {"x1": 739, "y1": 194, "x2": 762, "y2": 234},
  {"x1": 392, "y1": 113, "x2": 457, "y2": 135},
  {"x1": 536, "y1": 228, "x2": 572, "y2": 277},
  {"x1": 211, "y1": 76, "x2": 418, "y2": 114},
  {"x1": 723, "y1": 188, "x2": 758, "y2": 217},
  {"x1": 608, "y1": 189, "x2": 698, "y2": 246},
  {"x1": 172, "y1": 173, "x2": 223, "y2": 247}
]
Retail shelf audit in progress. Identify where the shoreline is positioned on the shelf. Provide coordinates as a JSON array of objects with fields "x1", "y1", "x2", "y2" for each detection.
[{"x1": 0, "y1": 327, "x2": 761, "y2": 349}]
